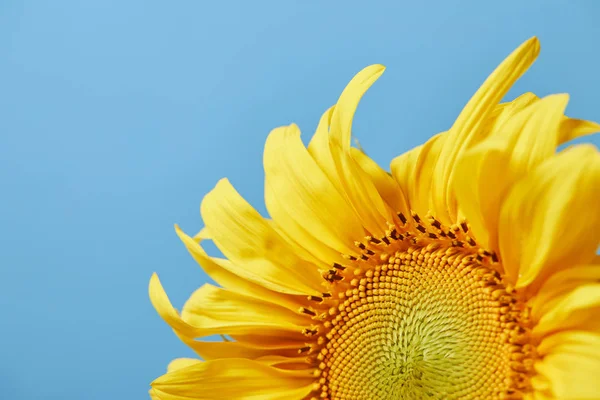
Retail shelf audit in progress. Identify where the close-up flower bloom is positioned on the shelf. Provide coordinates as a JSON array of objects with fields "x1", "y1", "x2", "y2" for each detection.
[{"x1": 149, "y1": 37, "x2": 600, "y2": 399}]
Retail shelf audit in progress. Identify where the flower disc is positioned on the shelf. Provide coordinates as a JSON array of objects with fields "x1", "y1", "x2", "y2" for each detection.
[{"x1": 317, "y1": 243, "x2": 532, "y2": 400}]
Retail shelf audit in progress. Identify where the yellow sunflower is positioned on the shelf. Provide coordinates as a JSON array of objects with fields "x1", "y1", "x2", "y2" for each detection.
[{"x1": 149, "y1": 37, "x2": 600, "y2": 400}]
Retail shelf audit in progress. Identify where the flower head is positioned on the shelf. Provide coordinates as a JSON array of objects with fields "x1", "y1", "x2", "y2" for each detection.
[{"x1": 149, "y1": 37, "x2": 600, "y2": 400}]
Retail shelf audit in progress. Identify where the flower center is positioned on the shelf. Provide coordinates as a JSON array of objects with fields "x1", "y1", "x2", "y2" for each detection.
[{"x1": 306, "y1": 214, "x2": 535, "y2": 400}]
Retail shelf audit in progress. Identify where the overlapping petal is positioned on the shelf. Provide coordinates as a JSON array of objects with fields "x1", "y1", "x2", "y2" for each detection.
[
  {"x1": 351, "y1": 147, "x2": 409, "y2": 217},
  {"x1": 200, "y1": 179, "x2": 323, "y2": 295},
  {"x1": 264, "y1": 123, "x2": 364, "y2": 261},
  {"x1": 322, "y1": 65, "x2": 394, "y2": 236},
  {"x1": 152, "y1": 359, "x2": 314, "y2": 400},
  {"x1": 532, "y1": 331, "x2": 600, "y2": 399},
  {"x1": 180, "y1": 284, "x2": 312, "y2": 335},
  {"x1": 529, "y1": 264, "x2": 600, "y2": 319},
  {"x1": 149, "y1": 274, "x2": 308, "y2": 340},
  {"x1": 432, "y1": 37, "x2": 540, "y2": 223},
  {"x1": 453, "y1": 94, "x2": 571, "y2": 251},
  {"x1": 497, "y1": 145, "x2": 600, "y2": 287},
  {"x1": 391, "y1": 133, "x2": 446, "y2": 217},
  {"x1": 533, "y1": 283, "x2": 600, "y2": 337},
  {"x1": 175, "y1": 225, "x2": 306, "y2": 312},
  {"x1": 177, "y1": 334, "x2": 301, "y2": 361}
]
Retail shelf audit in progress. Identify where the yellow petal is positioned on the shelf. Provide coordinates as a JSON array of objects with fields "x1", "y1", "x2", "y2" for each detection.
[
  {"x1": 533, "y1": 283, "x2": 600, "y2": 337},
  {"x1": 152, "y1": 358, "x2": 314, "y2": 400},
  {"x1": 149, "y1": 274, "x2": 306, "y2": 340},
  {"x1": 351, "y1": 147, "x2": 410, "y2": 216},
  {"x1": 181, "y1": 283, "x2": 311, "y2": 336},
  {"x1": 390, "y1": 133, "x2": 446, "y2": 219},
  {"x1": 495, "y1": 92, "x2": 599, "y2": 146},
  {"x1": 453, "y1": 140, "x2": 510, "y2": 250},
  {"x1": 310, "y1": 104, "x2": 391, "y2": 235},
  {"x1": 393, "y1": 93, "x2": 540, "y2": 225},
  {"x1": 536, "y1": 330, "x2": 600, "y2": 357},
  {"x1": 453, "y1": 94, "x2": 570, "y2": 251},
  {"x1": 175, "y1": 225, "x2": 306, "y2": 312},
  {"x1": 559, "y1": 118, "x2": 600, "y2": 143},
  {"x1": 149, "y1": 273, "x2": 204, "y2": 338},
  {"x1": 229, "y1": 333, "x2": 307, "y2": 349},
  {"x1": 489, "y1": 92, "x2": 539, "y2": 132},
  {"x1": 532, "y1": 331, "x2": 600, "y2": 399},
  {"x1": 497, "y1": 144, "x2": 600, "y2": 287},
  {"x1": 326, "y1": 65, "x2": 393, "y2": 236},
  {"x1": 263, "y1": 124, "x2": 364, "y2": 258},
  {"x1": 149, "y1": 388, "x2": 162, "y2": 400},
  {"x1": 530, "y1": 264, "x2": 600, "y2": 319},
  {"x1": 177, "y1": 335, "x2": 300, "y2": 361},
  {"x1": 167, "y1": 358, "x2": 201, "y2": 372},
  {"x1": 307, "y1": 106, "x2": 338, "y2": 189},
  {"x1": 268, "y1": 218, "x2": 337, "y2": 269},
  {"x1": 433, "y1": 37, "x2": 540, "y2": 223},
  {"x1": 390, "y1": 143, "x2": 423, "y2": 212},
  {"x1": 526, "y1": 392, "x2": 552, "y2": 400},
  {"x1": 327, "y1": 144, "x2": 392, "y2": 238},
  {"x1": 255, "y1": 355, "x2": 315, "y2": 369},
  {"x1": 192, "y1": 227, "x2": 210, "y2": 243},
  {"x1": 330, "y1": 64, "x2": 385, "y2": 152},
  {"x1": 509, "y1": 94, "x2": 569, "y2": 171},
  {"x1": 200, "y1": 179, "x2": 323, "y2": 295}
]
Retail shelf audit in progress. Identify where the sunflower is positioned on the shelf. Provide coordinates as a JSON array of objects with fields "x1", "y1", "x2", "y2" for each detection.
[{"x1": 149, "y1": 37, "x2": 600, "y2": 400}]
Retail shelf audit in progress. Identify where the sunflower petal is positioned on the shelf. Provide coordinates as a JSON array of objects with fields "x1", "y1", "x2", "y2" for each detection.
[
  {"x1": 394, "y1": 93, "x2": 539, "y2": 225},
  {"x1": 167, "y1": 358, "x2": 201, "y2": 372},
  {"x1": 530, "y1": 264, "x2": 600, "y2": 319},
  {"x1": 489, "y1": 92, "x2": 539, "y2": 132},
  {"x1": 532, "y1": 331, "x2": 600, "y2": 399},
  {"x1": 497, "y1": 144, "x2": 600, "y2": 287},
  {"x1": 533, "y1": 284, "x2": 600, "y2": 337},
  {"x1": 181, "y1": 284, "x2": 311, "y2": 336},
  {"x1": 177, "y1": 334, "x2": 300, "y2": 361},
  {"x1": 149, "y1": 275, "x2": 306, "y2": 340},
  {"x1": 308, "y1": 106, "x2": 337, "y2": 188},
  {"x1": 391, "y1": 133, "x2": 447, "y2": 219},
  {"x1": 192, "y1": 227, "x2": 210, "y2": 243},
  {"x1": 454, "y1": 94, "x2": 571, "y2": 251},
  {"x1": 264, "y1": 124, "x2": 364, "y2": 258},
  {"x1": 509, "y1": 94, "x2": 569, "y2": 171},
  {"x1": 351, "y1": 147, "x2": 410, "y2": 216},
  {"x1": 390, "y1": 143, "x2": 423, "y2": 212},
  {"x1": 326, "y1": 65, "x2": 393, "y2": 236},
  {"x1": 559, "y1": 118, "x2": 600, "y2": 143},
  {"x1": 149, "y1": 388, "x2": 162, "y2": 400},
  {"x1": 149, "y1": 273, "x2": 204, "y2": 338},
  {"x1": 229, "y1": 333, "x2": 308, "y2": 349},
  {"x1": 175, "y1": 225, "x2": 305, "y2": 312},
  {"x1": 151, "y1": 359, "x2": 314, "y2": 400},
  {"x1": 453, "y1": 140, "x2": 510, "y2": 250},
  {"x1": 200, "y1": 179, "x2": 323, "y2": 295},
  {"x1": 330, "y1": 64, "x2": 386, "y2": 152},
  {"x1": 433, "y1": 37, "x2": 540, "y2": 223},
  {"x1": 256, "y1": 355, "x2": 315, "y2": 369}
]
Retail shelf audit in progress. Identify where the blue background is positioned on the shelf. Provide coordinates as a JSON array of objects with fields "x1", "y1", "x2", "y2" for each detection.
[{"x1": 1, "y1": 1, "x2": 599, "y2": 399}]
